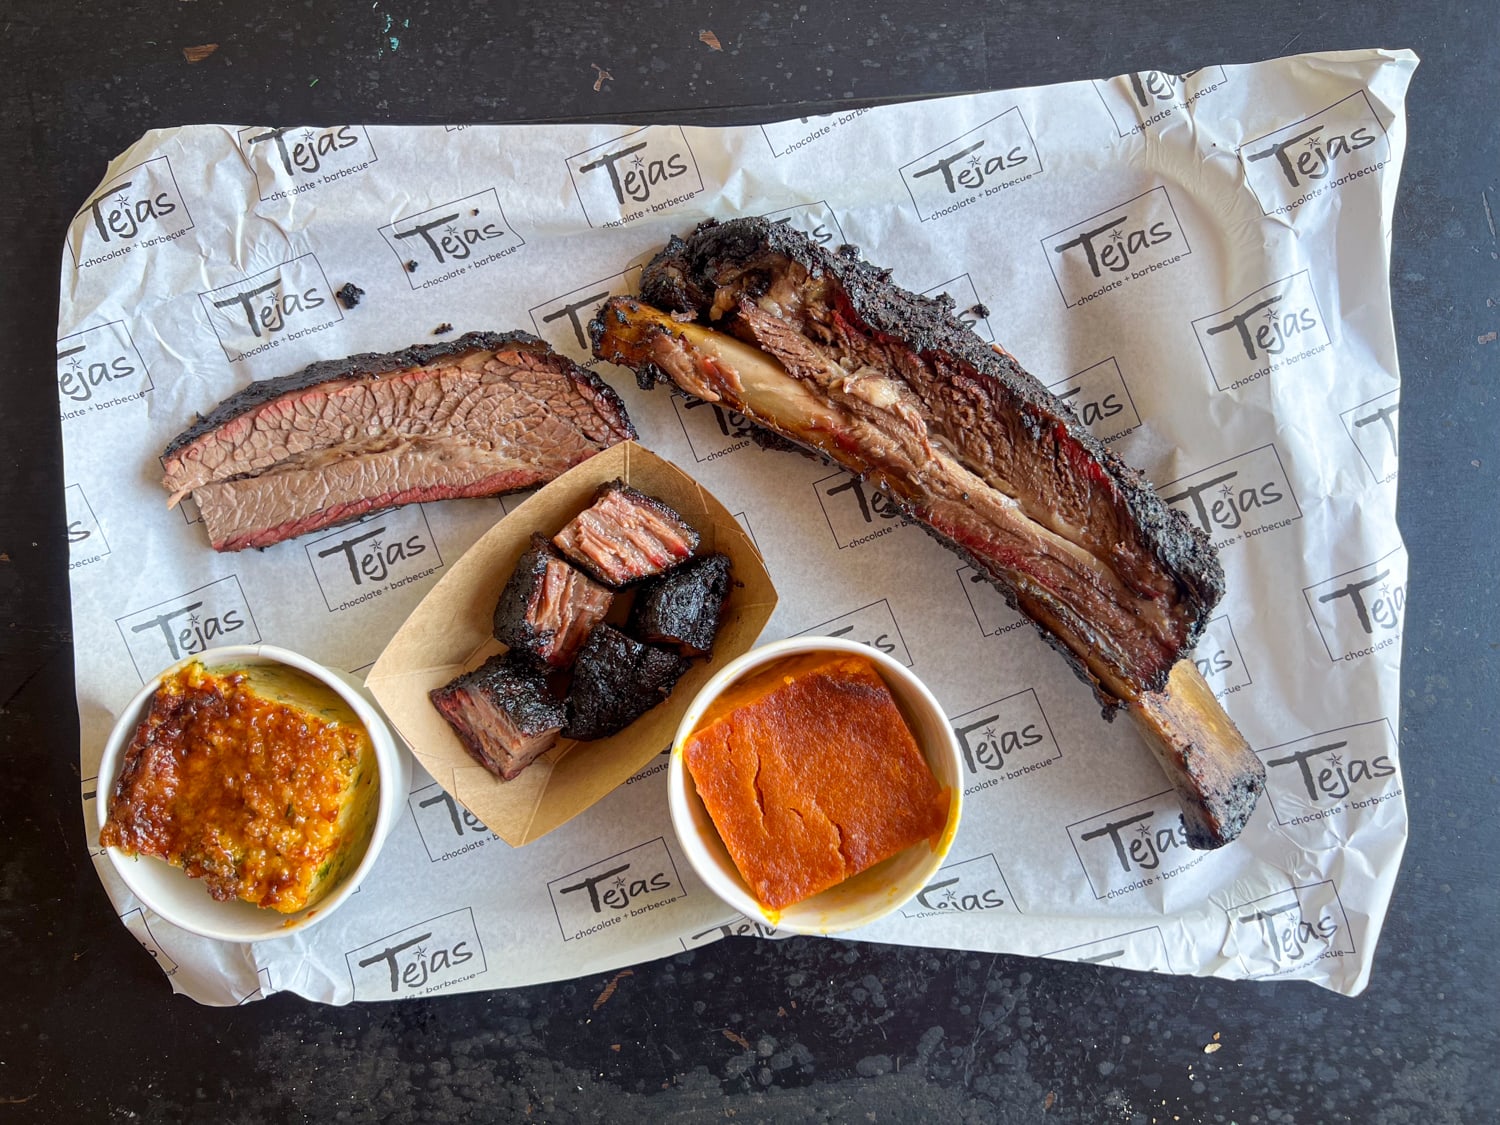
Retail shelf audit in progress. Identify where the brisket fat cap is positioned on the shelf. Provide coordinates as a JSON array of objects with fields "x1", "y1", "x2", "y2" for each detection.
[
  {"x1": 160, "y1": 332, "x2": 636, "y2": 552},
  {"x1": 616, "y1": 217, "x2": 1221, "y2": 700}
]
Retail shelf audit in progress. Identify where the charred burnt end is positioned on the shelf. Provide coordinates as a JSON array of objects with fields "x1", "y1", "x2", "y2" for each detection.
[
  {"x1": 429, "y1": 652, "x2": 566, "y2": 780},
  {"x1": 492, "y1": 535, "x2": 614, "y2": 668},
  {"x1": 563, "y1": 625, "x2": 690, "y2": 741},
  {"x1": 334, "y1": 282, "x2": 365, "y2": 309},
  {"x1": 628, "y1": 552, "x2": 732, "y2": 657},
  {"x1": 553, "y1": 480, "x2": 701, "y2": 588}
]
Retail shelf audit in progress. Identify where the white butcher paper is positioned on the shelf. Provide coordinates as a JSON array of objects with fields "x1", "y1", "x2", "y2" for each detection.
[{"x1": 59, "y1": 48, "x2": 1417, "y2": 1003}]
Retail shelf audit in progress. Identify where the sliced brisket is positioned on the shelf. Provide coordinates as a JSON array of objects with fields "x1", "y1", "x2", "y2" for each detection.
[{"x1": 162, "y1": 332, "x2": 635, "y2": 551}]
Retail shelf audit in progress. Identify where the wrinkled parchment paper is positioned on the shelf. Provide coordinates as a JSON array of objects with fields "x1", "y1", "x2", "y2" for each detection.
[{"x1": 62, "y1": 48, "x2": 1415, "y2": 1002}]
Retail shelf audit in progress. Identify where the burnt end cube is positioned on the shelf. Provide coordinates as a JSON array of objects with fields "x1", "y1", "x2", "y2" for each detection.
[
  {"x1": 429, "y1": 652, "x2": 565, "y2": 781},
  {"x1": 493, "y1": 534, "x2": 614, "y2": 668},
  {"x1": 552, "y1": 480, "x2": 701, "y2": 588},
  {"x1": 563, "y1": 624, "x2": 691, "y2": 741},
  {"x1": 628, "y1": 553, "x2": 732, "y2": 657}
]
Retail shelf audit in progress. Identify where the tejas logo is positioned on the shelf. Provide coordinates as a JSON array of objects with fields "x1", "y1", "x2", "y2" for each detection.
[
  {"x1": 681, "y1": 916, "x2": 784, "y2": 949},
  {"x1": 1042, "y1": 186, "x2": 1190, "y2": 308},
  {"x1": 1340, "y1": 389, "x2": 1399, "y2": 484},
  {"x1": 762, "y1": 200, "x2": 847, "y2": 248},
  {"x1": 899, "y1": 853, "x2": 1018, "y2": 920},
  {"x1": 1226, "y1": 881, "x2": 1355, "y2": 978},
  {"x1": 566, "y1": 126, "x2": 704, "y2": 228},
  {"x1": 1066, "y1": 790, "x2": 1210, "y2": 899},
  {"x1": 900, "y1": 107, "x2": 1042, "y2": 222},
  {"x1": 814, "y1": 469, "x2": 912, "y2": 551},
  {"x1": 957, "y1": 565, "x2": 1028, "y2": 640},
  {"x1": 548, "y1": 837, "x2": 687, "y2": 941},
  {"x1": 408, "y1": 780, "x2": 497, "y2": 863},
  {"x1": 68, "y1": 155, "x2": 194, "y2": 269},
  {"x1": 1045, "y1": 926, "x2": 1174, "y2": 973},
  {"x1": 198, "y1": 253, "x2": 342, "y2": 363},
  {"x1": 920, "y1": 273, "x2": 995, "y2": 343},
  {"x1": 1046, "y1": 357, "x2": 1142, "y2": 443},
  {"x1": 305, "y1": 507, "x2": 444, "y2": 613},
  {"x1": 1092, "y1": 66, "x2": 1229, "y2": 137},
  {"x1": 1239, "y1": 90, "x2": 1389, "y2": 217},
  {"x1": 794, "y1": 599, "x2": 913, "y2": 667},
  {"x1": 236, "y1": 125, "x2": 379, "y2": 202},
  {"x1": 1257, "y1": 719, "x2": 1400, "y2": 829},
  {"x1": 1302, "y1": 546, "x2": 1407, "y2": 663},
  {"x1": 1192, "y1": 270, "x2": 1332, "y2": 392},
  {"x1": 115, "y1": 575, "x2": 261, "y2": 681},
  {"x1": 671, "y1": 389, "x2": 756, "y2": 464},
  {"x1": 379, "y1": 188, "x2": 525, "y2": 289},
  {"x1": 346, "y1": 908, "x2": 486, "y2": 999},
  {"x1": 56, "y1": 320, "x2": 154, "y2": 419},
  {"x1": 528, "y1": 268, "x2": 641, "y2": 365},
  {"x1": 760, "y1": 108, "x2": 870, "y2": 158},
  {"x1": 949, "y1": 688, "x2": 1061, "y2": 796},
  {"x1": 1159, "y1": 444, "x2": 1301, "y2": 551},
  {"x1": 65, "y1": 484, "x2": 110, "y2": 571},
  {"x1": 1192, "y1": 614, "x2": 1252, "y2": 698}
]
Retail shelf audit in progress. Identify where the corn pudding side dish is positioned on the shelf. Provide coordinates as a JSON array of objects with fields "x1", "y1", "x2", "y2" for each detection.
[
  {"x1": 682, "y1": 652, "x2": 951, "y2": 911},
  {"x1": 100, "y1": 661, "x2": 378, "y2": 913}
]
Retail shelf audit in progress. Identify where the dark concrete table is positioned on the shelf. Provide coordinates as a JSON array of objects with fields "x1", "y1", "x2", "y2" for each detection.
[{"x1": 3, "y1": 3, "x2": 1495, "y2": 1121}]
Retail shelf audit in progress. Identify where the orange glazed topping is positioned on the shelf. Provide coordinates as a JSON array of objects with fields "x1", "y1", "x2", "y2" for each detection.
[
  {"x1": 100, "y1": 661, "x2": 375, "y2": 913},
  {"x1": 683, "y1": 652, "x2": 950, "y2": 911}
]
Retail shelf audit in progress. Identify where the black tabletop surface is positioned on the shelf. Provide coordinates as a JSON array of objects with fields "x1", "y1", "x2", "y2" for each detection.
[{"x1": 3, "y1": 2, "x2": 1496, "y2": 1121}]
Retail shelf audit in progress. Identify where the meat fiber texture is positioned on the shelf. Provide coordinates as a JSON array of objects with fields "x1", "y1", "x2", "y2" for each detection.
[{"x1": 60, "y1": 48, "x2": 1414, "y2": 1004}]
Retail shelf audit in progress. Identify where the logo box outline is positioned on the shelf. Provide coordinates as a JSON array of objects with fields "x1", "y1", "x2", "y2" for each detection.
[
  {"x1": 1091, "y1": 66, "x2": 1230, "y2": 137},
  {"x1": 1044, "y1": 924, "x2": 1175, "y2": 972},
  {"x1": 898, "y1": 851, "x2": 1020, "y2": 920},
  {"x1": 1255, "y1": 716, "x2": 1400, "y2": 825},
  {"x1": 56, "y1": 320, "x2": 155, "y2": 413},
  {"x1": 235, "y1": 126, "x2": 380, "y2": 202},
  {"x1": 899, "y1": 106, "x2": 1043, "y2": 223},
  {"x1": 377, "y1": 188, "x2": 525, "y2": 288},
  {"x1": 949, "y1": 687, "x2": 1063, "y2": 780},
  {"x1": 68, "y1": 154, "x2": 196, "y2": 268},
  {"x1": 564, "y1": 126, "x2": 705, "y2": 228},
  {"x1": 1045, "y1": 356, "x2": 1143, "y2": 442},
  {"x1": 113, "y1": 574, "x2": 262, "y2": 682},
  {"x1": 344, "y1": 906, "x2": 487, "y2": 997},
  {"x1": 792, "y1": 598, "x2": 913, "y2": 667},
  {"x1": 302, "y1": 506, "x2": 445, "y2": 613},
  {"x1": 1339, "y1": 388, "x2": 1400, "y2": 482},
  {"x1": 1191, "y1": 268, "x2": 1332, "y2": 392},
  {"x1": 1157, "y1": 442, "x2": 1303, "y2": 537},
  {"x1": 196, "y1": 252, "x2": 343, "y2": 362},
  {"x1": 1040, "y1": 185, "x2": 1192, "y2": 308},
  {"x1": 1065, "y1": 788, "x2": 1178, "y2": 900},
  {"x1": 1237, "y1": 90, "x2": 1391, "y2": 216},
  {"x1": 1225, "y1": 879, "x2": 1356, "y2": 978},
  {"x1": 1300, "y1": 545, "x2": 1406, "y2": 662},
  {"x1": 546, "y1": 836, "x2": 687, "y2": 942}
]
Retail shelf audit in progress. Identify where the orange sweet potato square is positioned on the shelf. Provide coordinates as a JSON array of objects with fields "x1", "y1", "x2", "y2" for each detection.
[{"x1": 683, "y1": 652, "x2": 949, "y2": 910}]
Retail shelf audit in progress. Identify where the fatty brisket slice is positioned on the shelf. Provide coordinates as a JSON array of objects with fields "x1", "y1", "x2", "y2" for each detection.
[
  {"x1": 429, "y1": 652, "x2": 565, "y2": 781},
  {"x1": 563, "y1": 625, "x2": 690, "y2": 741},
  {"x1": 161, "y1": 332, "x2": 636, "y2": 551}
]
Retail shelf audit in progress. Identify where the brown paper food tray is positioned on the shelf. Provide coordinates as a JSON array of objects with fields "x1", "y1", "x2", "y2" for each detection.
[{"x1": 366, "y1": 441, "x2": 777, "y2": 846}]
